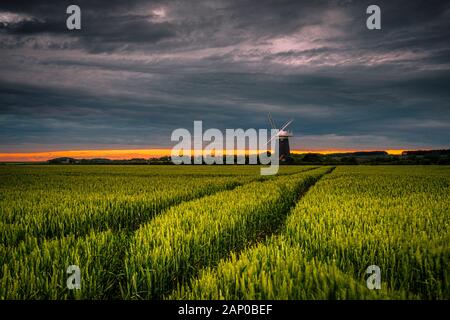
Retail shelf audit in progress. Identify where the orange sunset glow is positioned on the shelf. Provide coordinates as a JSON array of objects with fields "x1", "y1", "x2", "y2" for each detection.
[{"x1": 0, "y1": 149, "x2": 406, "y2": 162}]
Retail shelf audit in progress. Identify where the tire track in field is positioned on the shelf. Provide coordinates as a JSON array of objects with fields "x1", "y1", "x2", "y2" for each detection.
[
  {"x1": 2, "y1": 175, "x2": 265, "y2": 298},
  {"x1": 165, "y1": 167, "x2": 337, "y2": 300},
  {"x1": 175, "y1": 166, "x2": 422, "y2": 300},
  {"x1": 3, "y1": 174, "x2": 261, "y2": 249},
  {"x1": 0, "y1": 166, "x2": 318, "y2": 299},
  {"x1": 45, "y1": 166, "x2": 321, "y2": 299},
  {"x1": 109, "y1": 166, "x2": 324, "y2": 299},
  {"x1": 122, "y1": 166, "x2": 334, "y2": 299},
  {"x1": 251, "y1": 166, "x2": 335, "y2": 245},
  {"x1": 3, "y1": 166, "x2": 317, "y2": 249}
]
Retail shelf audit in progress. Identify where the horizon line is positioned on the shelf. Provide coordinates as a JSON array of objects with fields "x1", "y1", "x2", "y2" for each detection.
[{"x1": 0, "y1": 148, "x2": 423, "y2": 162}]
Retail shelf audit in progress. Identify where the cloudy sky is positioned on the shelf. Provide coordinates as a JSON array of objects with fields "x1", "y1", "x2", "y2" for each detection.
[{"x1": 1, "y1": 0, "x2": 449, "y2": 158}]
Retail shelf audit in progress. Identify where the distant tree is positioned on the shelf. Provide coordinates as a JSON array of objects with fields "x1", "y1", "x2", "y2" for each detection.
[{"x1": 302, "y1": 153, "x2": 322, "y2": 162}]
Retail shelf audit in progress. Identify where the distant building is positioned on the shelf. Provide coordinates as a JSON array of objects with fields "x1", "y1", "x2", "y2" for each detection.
[{"x1": 48, "y1": 157, "x2": 77, "y2": 164}]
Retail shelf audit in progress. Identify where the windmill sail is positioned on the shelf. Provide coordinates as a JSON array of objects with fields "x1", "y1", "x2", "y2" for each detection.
[
  {"x1": 268, "y1": 113, "x2": 277, "y2": 130},
  {"x1": 267, "y1": 130, "x2": 279, "y2": 145},
  {"x1": 266, "y1": 113, "x2": 294, "y2": 162},
  {"x1": 279, "y1": 119, "x2": 293, "y2": 132}
]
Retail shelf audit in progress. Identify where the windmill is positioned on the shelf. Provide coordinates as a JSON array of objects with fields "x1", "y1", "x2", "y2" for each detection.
[{"x1": 267, "y1": 113, "x2": 294, "y2": 162}]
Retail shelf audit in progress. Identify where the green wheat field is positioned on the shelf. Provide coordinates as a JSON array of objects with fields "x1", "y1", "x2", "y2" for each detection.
[{"x1": 0, "y1": 165, "x2": 449, "y2": 299}]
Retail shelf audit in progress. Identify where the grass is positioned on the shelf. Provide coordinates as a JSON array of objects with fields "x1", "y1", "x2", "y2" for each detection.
[
  {"x1": 1, "y1": 165, "x2": 448, "y2": 300},
  {"x1": 124, "y1": 167, "x2": 332, "y2": 299},
  {"x1": 171, "y1": 166, "x2": 449, "y2": 300}
]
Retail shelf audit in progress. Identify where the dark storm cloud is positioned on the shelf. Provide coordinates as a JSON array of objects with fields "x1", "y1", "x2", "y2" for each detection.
[
  {"x1": 0, "y1": 0, "x2": 450, "y2": 152},
  {"x1": 0, "y1": 2, "x2": 177, "y2": 53}
]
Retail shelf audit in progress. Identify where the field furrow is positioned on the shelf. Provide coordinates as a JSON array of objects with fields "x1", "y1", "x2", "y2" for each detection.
[
  {"x1": 1, "y1": 166, "x2": 318, "y2": 247},
  {"x1": 1, "y1": 165, "x2": 448, "y2": 300},
  {"x1": 0, "y1": 166, "x2": 317, "y2": 299},
  {"x1": 171, "y1": 166, "x2": 449, "y2": 300},
  {"x1": 124, "y1": 166, "x2": 333, "y2": 299},
  {"x1": 169, "y1": 237, "x2": 390, "y2": 300}
]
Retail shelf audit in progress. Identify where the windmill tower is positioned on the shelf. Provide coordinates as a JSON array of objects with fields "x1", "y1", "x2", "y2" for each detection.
[{"x1": 267, "y1": 113, "x2": 294, "y2": 162}]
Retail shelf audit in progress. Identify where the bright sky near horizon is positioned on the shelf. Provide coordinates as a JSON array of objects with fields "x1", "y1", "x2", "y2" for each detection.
[{"x1": 0, "y1": 148, "x2": 407, "y2": 162}]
